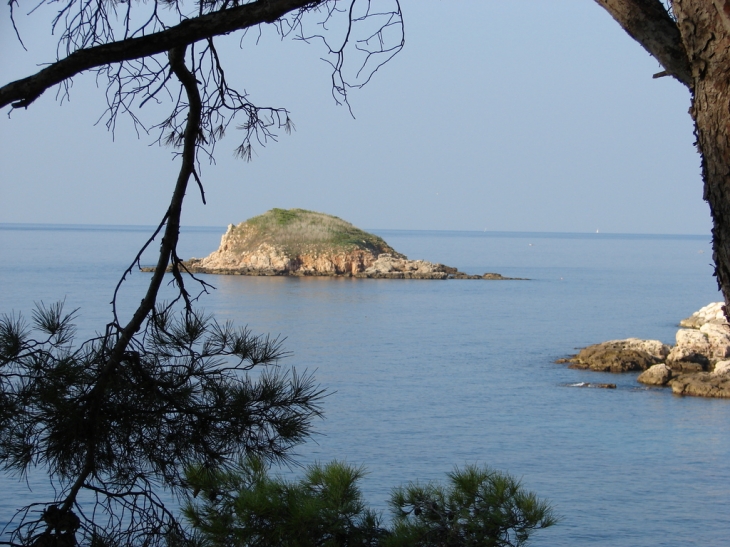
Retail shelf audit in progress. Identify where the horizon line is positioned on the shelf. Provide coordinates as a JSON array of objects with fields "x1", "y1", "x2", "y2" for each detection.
[{"x1": 0, "y1": 221, "x2": 711, "y2": 239}]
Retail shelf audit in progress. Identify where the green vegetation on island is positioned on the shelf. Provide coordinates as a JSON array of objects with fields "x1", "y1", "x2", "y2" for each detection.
[{"x1": 227, "y1": 208, "x2": 405, "y2": 257}]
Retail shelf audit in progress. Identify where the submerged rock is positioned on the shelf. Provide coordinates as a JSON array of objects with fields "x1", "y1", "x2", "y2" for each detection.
[
  {"x1": 172, "y1": 209, "x2": 527, "y2": 280},
  {"x1": 568, "y1": 382, "x2": 617, "y2": 389}
]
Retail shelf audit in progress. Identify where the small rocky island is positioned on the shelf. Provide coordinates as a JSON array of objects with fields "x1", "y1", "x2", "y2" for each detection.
[
  {"x1": 179, "y1": 208, "x2": 523, "y2": 280},
  {"x1": 558, "y1": 302, "x2": 730, "y2": 398}
]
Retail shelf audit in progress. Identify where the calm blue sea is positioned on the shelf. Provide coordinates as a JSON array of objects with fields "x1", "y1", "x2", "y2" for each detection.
[{"x1": 0, "y1": 224, "x2": 727, "y2": 546}]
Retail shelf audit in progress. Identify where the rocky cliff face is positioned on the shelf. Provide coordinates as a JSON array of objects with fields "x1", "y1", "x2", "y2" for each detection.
[
  {"x1": 185, "y1": 211, "x2": 400, "y2": 276},
  {"x1": 189, "y1": 236, "x2": 380, "y2": 277},
  {"x1": 186, "y1": 227, "x2": 402, "y2": 277}
]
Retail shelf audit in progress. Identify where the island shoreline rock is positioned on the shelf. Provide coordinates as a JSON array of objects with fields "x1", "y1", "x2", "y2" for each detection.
[
  {"x1": 558, "y1": 302, "x2": 730, "y2": 399},
  {"x1": 143, "y1": 209, "x2": 528, "y2": 280},
  {"x1": 172, "y1": 255, "x2": 525, "y2": 280}
]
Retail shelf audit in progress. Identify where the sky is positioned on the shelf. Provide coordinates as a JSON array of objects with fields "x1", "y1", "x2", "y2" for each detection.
[{"x1": 0, "y1": 1, "x2": 711, "y2": 234}]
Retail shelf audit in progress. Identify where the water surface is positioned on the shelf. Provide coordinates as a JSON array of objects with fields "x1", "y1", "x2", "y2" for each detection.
[{"x1": 0, "y1": 224, "x2": 725, "y2": 546}]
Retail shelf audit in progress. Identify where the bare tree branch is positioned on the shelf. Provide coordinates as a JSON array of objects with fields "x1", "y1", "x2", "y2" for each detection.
[
  {"x1": 593, "y1": 0, "x2": 692, "y2": 87},
  {"x1": 1, "y1": 0, "x2": 325, "y2": 109},
  {"x1": 1, "y1": 3, "x2": 402, "y2": 543}
]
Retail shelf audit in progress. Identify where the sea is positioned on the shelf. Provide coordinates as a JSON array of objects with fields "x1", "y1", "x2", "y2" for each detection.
[{"x1": 0, "y1": 224, "x2": 727, "y2": 546}]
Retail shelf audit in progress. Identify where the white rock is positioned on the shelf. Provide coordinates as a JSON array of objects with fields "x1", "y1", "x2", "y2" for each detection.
[
  {"x1": 664, "y1": 323, "x2": 730, "y2": 367},
  {"x1": 680, "y1": 302, "x2": 728, "y2": 328},
  {"x1": 713, "y1": 360, "x2": 730, "y2": 376},
  {"x1": 667, "y1": 329, "x2": 710, "y2": 366},
  {"x1": 676, "y1": 328, "x2": 709, "y2": 345},
  {"x1": 364, "y1": 255, "x2": 443, "y2": 276},
  {"x1": 699, "y1": 323, "x2": 730, "y2": 362},
  {"x1": 637, "y1": 364, "x2": 673, "y2": 386}
]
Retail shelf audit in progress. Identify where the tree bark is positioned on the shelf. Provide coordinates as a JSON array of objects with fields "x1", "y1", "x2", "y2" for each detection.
[
  {"x1": 711, "y1": 0, "x2": 730, "y2": 35},
  {"x1": 593, "y1": 0, "x2": 692, "y2": 86},
  {"x1": 595, "y1": 0, "x2": 730, "y2": 313},
  {"x1": 672, "y1": 0, "x2": 730, "y2": 311}
]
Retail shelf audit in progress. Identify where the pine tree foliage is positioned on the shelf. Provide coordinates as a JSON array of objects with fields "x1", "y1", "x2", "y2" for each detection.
[
  {"x1": 1, "y1": 2, "x2": 406, "y2": 546},
  {"x1": 0, "y1": 303, "x2": 324, "y2": 547},
  {"x1": 183, "y1": 459, "x2": 384, "y2": 547},
  {"x1": 388, "y1": 466, "x2": 557, "y2": 547},
  {"x1": 183, "y1": 462, "x2": 556, "y2": 547}
]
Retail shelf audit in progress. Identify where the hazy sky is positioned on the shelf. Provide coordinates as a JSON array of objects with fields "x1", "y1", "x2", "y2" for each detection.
[{"x1": 0, "y1": 1, "x2": 710, "y2": 234}]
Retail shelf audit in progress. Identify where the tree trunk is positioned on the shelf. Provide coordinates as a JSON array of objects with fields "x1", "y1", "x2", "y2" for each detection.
[
  {"x1": 672, "y1": 0, "x2": 730, "y2": 310},
  {"x1": 595, "y1": 0, "x2": 730, "y2": 313}
]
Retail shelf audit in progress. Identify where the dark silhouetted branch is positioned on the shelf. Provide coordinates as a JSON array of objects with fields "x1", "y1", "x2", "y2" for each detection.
[{"x1": 0, "y1": 0, "x2": 324, "y2": 109}]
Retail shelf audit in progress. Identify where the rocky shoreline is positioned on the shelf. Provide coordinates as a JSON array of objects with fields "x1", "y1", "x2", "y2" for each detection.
[
  {"x1": 159, "y1": 210, "x2": 527, "y2": 280},
  {"x1": 180, "y1": 251, "x2": 524, "y2": 280},
  {"x1": 558, "y1": 302, "x2": 730, "y2": 398}
]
